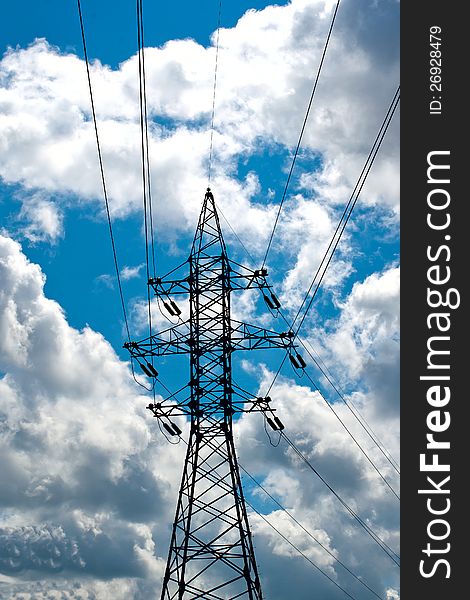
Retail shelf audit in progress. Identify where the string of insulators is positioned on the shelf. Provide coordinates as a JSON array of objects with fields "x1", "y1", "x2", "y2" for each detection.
[
  {"x1": 162, "y1": 421, "x2": 182, "y2": 436},
  {"x1": 163, "y1": 299, "x2": 182, "y2": 317},
  {"x1": 289, "y1": 353, "x2": 307, "y2": 370},
  {"x1": 266, "y1": 415, "x2": 285, "y2": 431},
  {"x1": 147, "y1": 404, "x2": 182, "y2": 436},
  {"x1": 263, "y1": 292, "x2": 281, "y2": 310},
  {"x1": 139, "y1": 361, "x2": 159, "y2": 377}
]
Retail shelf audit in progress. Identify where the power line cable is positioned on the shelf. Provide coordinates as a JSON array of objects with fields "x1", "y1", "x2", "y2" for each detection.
[
  {"x1": 217, "y1": 204, "x2": 256, "y2": 264},
  {"x1": 261, "y1": 0, "x2": 341, "y2": 268},
  {"x1": 208, "y1": 0, "x2": 222, "y2": 184},
  {"x1": 78, "y1": 0, "x2": 159, "y2": 396},
  {"x1": 246, "y1": 500, "x2": 358, "y2": 600},
  {"x1": 77, "y1": 0, "x2": 131, "y2": 343},
  {"x1": 261, "y1": 88, "x2": 400, "y2": 475},
  {"x1": 239, "y1": 466, "x2": 385, "y2": 600},
  {"x1": 299, "y1": 368, "x2": 399, "y2": 500},
  {"x1": 277, "y1": 308, "x2": 400, "y2": 477},
  {"x1": 256, "y1": 407, "x2": 400, "y2": 563},
  {"x1": 270, "y1": 297, "x2": 401, "y2": 478},
  {"x1": 137, "y1": 0, "x2": 157, "y2": 277},
  {"x1": 259, "y1": 317, "x2": 400, "y2": 498},
  {"x1": 136, "y1": 0, "x2": 152, "y2": 296},
  {"x1": 265, "y1": 89, "x2": 402, "y2": 489},
  {"x1": 136, "y1": 0, "x2": 158, "y2": 398},
  {"x1": 281, "y1": 431, "x2": 400, "y2": 566},
  {"x1": 299, "y1": 336, "x2": 400, "y2": 474},
  {"x1": 292, "y1": 86, "x2": 401, "y2": 337}
]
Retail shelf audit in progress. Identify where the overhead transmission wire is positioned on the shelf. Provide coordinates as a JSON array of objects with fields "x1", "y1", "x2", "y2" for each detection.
[
  {"x1": 243, "y1": 376, "x2": 400, "y2": 562},
  {"x1": 77, "y1": 0, "x2": 131, "y2": 344},
  {"x1": 266, "y1": 300, "x2": 400, "y2": 476},
  {"x1": 78, "y1": 0, "x2": 157, "y2": 395},
  {"x1": 136, "y1": 0, "x2": 160, "y2": 401},
  {"x1": 261, "y1": 0, "x2": 341, "y2": 269},
  {"x1": 291, "y1": 85, "x2": 401, "y2": 337},
  {"x1": 276, "y1": 88, "x2": 402, "y2": 482},
  {"x1": 286, "y1": 331, "x2": 400, "y2": 476},
  {"x1": 261, "y1": 87, "x2": 401, "y2": 485},
  {"x1": 218, "y1": 205, "x2": 256, "y2": 264},
  {"x1": 263, "y1": 309, "x2": 400, "y2": 489},
  {"x1": 136, "y1": 0, "x2": 155, "y2": 322},
  {"x1": 260, "y1": 311, "x2": 400, "y2": 483},
  {"x1": 239, "y1": 466, "x2": 385, "y2": 600},
  {"x1": 281, "y1": 432, "x2": 400, "y2": 566},
  {"x1": 299, "y1": 336, "x2": 400, "y2": 474},
  {"x1": 204, "y1": 2, "x2": 257, "y2": 265},
  {"x1": 276, "y1": 315, "x2": 401, "y2": 492},
  {"x1": 136, "y1": 0, "x2": 157, "y2": 277},
  {"x1": 208, "y1": 0, "x2": 222, "y2": 184},
  {"x1": 242, "y1": 0, "x2": 398, "y2": 482},
  {"x1": 246, "y1": 500, "x2": 358, "y2": 600},
  {"x1": 297, "y1": 362, "x2": 399, "y2": 500}
]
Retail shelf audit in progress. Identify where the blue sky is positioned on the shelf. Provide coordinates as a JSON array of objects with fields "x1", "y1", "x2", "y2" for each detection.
[{"x1": 0, "y1": 1, "x2": 400, "y2": 598}]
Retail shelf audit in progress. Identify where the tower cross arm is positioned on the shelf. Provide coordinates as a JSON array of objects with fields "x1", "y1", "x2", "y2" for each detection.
[
  {"x1": 148, "y1": 275, "x2": 191, "y2": 296},
  {"x1": 148, "y1": 259, "x2": 191, "y2": 297},
  {"x1": 227, "y1": 259, "x2": 270, "y2": 291},
  {"x1": 123, "y1": 321, "x2": 192, "y2": 358},
  {"x1": 230, "y1": 320, "x2": 296, "y2": 352}
]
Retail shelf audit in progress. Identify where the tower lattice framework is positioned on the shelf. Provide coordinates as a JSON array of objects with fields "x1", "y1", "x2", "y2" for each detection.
[{"x1": 125, "y1": 189, "x2": 298, "y2": 599}]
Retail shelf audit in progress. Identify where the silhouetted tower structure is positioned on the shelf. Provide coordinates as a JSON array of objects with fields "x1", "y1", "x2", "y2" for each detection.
[{"x1": 125, "y1": 189, "x2": 299, "y2": 599}]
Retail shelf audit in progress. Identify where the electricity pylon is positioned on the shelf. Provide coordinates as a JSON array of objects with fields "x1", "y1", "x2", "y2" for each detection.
[{"x1": 125, "y1": 189, "x2": 300, "y2": 599}]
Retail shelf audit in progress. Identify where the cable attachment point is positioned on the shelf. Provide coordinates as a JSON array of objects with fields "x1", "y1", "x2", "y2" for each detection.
[
  {"x1": 253, "y1": 268, "x2": 268, "y2": 277},
  {"x1": 258, "y1": 396, "x2": 285, "y2": 431}
]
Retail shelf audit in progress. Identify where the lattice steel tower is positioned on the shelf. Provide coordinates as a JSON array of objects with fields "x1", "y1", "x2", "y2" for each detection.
[{"x1": 125, "y1": 189, "x2": 298, "y2": 599}]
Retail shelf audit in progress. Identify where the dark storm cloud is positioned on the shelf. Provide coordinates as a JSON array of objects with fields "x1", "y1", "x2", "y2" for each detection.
[{"x1": 0, "y1": 518, "x2": 152, "y2": 579}]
